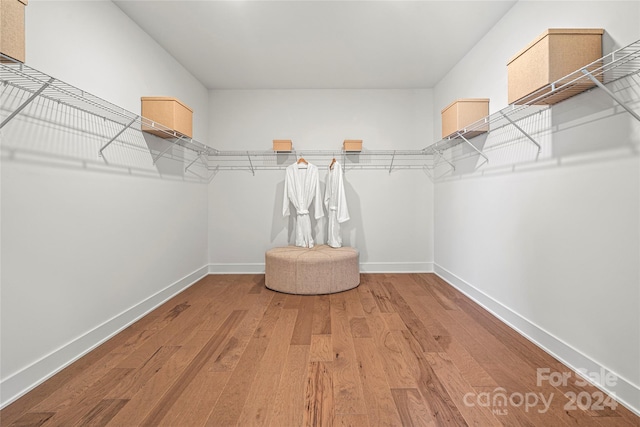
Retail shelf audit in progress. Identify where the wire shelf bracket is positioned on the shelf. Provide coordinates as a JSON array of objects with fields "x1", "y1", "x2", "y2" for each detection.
[
  {"x1": 499, "y1": 110, "x2": 541, "y2": 152},
  {"x1": 153, "y1": 138, "x2": 181, "y2": 165},
  {"x1": 0, "y1": 77, "x2": 54, "y2": 129},
  {"x1": 434, "y1": 148, "x2": 455, "y2": 172},
  {"x1": 457, "y1": 131, "x2": 488, "y2": 163},
  {"x1": 99, "y1": 115, "x2": 139, "y2": 156},
  {"x1": 184, "y1": 152, "x2": 203, "y2": 173},
  {"x1": 581, "y1": 68, "x2": 640, "y2": 122},
  {"x1": 247, "y1": 151, "x2": 255, "y2": 176},
  {"x1": 389, "y1": 150, "x2": 396, "y2": 174}
]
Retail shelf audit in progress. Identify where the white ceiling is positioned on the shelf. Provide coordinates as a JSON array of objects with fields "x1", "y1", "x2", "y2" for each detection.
[{"x1": 114, "y1": 0, "x2": 517, "y2": 90}]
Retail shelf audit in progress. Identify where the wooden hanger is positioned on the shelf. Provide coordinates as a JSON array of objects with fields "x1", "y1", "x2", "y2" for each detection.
[
  {"x1": 329, "y1": 158, "x2": 336, "y2": 170},
  {"x1": 297, "y1": 157, "x2": 308, "y2": 165}
]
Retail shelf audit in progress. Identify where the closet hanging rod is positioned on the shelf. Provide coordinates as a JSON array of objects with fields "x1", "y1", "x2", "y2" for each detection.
[
  {"x1": 206, "y1": 164, "x2": 432, "y2": 172},
  {"x1": 208, "y1": 149, "x2": 431, "y2": 157}
]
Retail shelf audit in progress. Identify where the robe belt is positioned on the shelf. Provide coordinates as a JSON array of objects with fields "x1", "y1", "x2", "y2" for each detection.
[{"x1": 297, "y1": 209, "x2": 309, "y2": 215}]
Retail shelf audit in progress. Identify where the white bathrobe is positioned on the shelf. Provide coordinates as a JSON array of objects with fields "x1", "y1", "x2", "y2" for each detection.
[
  {"x1": 283, "y1": 161, "x2": 324, "y2": 248},
  {"x1": 324, "y1": 161, "x2": 350, "y2": 248}
]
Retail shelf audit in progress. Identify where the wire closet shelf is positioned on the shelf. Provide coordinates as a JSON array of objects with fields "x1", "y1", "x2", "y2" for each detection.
[
  {"x1": 0, "y1": 54, "x2": 217, "y2": 159},
  {"x1": 0, "y1": 56, "x2": 433, "y2": 172},
  {"x1": 424, "y1": 38, "x2": 640, "y2": 159},
  {"x1": 2, "y1": 38, "x2": 639, "y2": 175},
  {"x1": 206, "y1": 149, "x2": 433, "y2": 175}
]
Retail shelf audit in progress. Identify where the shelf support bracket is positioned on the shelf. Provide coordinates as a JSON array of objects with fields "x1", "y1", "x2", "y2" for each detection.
[
  {"x1": 153, "y1": 137, "x2": 182, "y2": 165},
  {"x1": 185, "y1": 152, "x2": 203, "y2": 173},
  {"x1": 457, "y1": 132, "x2": 489, "y2": 163},
  {"x1": 499, "y1": 111, "x2": 541, "y2": 152},
  {"x1": 99, "y1": 116, "x2": 138, "y2": 156},
  {"x1": 247, "y1": 151, "x2": 255, "y2": 176},
  {"x1": 0, "y1": 77, "x2": 55, "y2": 129},
  {"x1": 434, "y1": 149, "x2": 455, "y2": 171},
  {"x1": 581, "y1": 68, "x2": 640, "y2": 122},
  {"x1": 199, "y1": 153, "x2": 208, "y2": 169},
  {"x1": 389, "y1": 150, "x2": 396, "y2": 174},
  {"x1": 435, "y1": 167, "x2": 454, "y2": 181}
]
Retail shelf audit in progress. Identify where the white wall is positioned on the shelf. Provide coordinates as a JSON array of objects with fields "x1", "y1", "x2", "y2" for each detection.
[
  {"x1": 433, "y1": 1, "x2": 640, "y2": 413},
  {"x1": 0, "y1": 1, "x2": 210, "y2": 407},
  {"x1": 208, "y1": 89, "x2": 434, "y2": 272}
]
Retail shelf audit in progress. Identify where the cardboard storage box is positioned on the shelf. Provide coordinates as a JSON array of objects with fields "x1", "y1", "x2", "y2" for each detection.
[
  {"x1": 343, "y1": 140, "x2": 362, "y2": 151},
  {"x1": 441, "y1": 99, "x2": 489, "y2": 139},
  {"x1": 507, "y1": 28, "x2": 604, "y2": 105},
  {"x1": 1, "y1": 0, "x2": 28, "y2": 63},
  {"x1": 141, "y1": 97, "x2": 193, "y2": 138},
  {"x1": 273, "y1": 139, "x2": 292, "y2": 151}
]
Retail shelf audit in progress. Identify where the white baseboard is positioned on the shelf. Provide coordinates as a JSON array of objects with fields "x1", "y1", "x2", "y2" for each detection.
[
  {"x1": 208, "y1": 262, "x2": 434, "y2": 274},
  {"x1": 434, "y1": 264, "x2": 640, "y2": 417},
  {"x1": 209, "y1": 263, "x2": 266, "y2": 274},
  {"x1": 0, "y1": 265, "x2": 209, "y2": 410},
  {"x1": 360, "y1": 262, "x2": 433, "y2": 273},
  {"x1": 14, "y1": 263, "x2": 631, "y2": 416}
]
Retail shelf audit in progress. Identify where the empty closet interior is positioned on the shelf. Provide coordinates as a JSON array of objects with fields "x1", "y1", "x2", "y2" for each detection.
[{"x1": 1, "y1": 0, "x2": 639, "y2": 421}]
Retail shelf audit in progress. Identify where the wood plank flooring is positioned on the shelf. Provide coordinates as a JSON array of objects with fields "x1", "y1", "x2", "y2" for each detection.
[{"x1": 1, "y1": 273, "x2": 638, "y2": 426}]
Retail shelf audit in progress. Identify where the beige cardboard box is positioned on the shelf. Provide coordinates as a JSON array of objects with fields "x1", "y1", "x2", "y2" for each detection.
[
  {"x1": 273, "y1": 139, "x2": 293, "y2": 151},
  {"x1": 507, "y1": 28, "x2": 604, "y2": 105},
  {"x1": 1, "y1": 0, "x2": 28, "y2": 63},
  {"x1": 141, "y1": 97, "x2": 193, "y2": 138},
  {"x1": 441, "y1": 99, "x2": 489, "y2": 139},
  {"x1": 343, "y1": 140, "x2": 362, "y2": 151}
]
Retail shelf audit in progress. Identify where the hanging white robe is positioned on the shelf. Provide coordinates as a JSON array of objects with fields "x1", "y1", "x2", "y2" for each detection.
[
  {"x1": 283, "y1": 161, "x2": 324, "y2": 248},
  {"x1": 324, "y1": 161, "x2": 350, "y2": 248}
]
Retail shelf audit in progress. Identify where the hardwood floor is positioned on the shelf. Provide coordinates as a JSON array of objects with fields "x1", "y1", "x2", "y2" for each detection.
[{"x1": 1, "y1": 273, "x2": 638, "y2": 426}]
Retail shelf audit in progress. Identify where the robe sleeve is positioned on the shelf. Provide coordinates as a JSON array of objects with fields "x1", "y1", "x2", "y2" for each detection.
[
  {"x1": 336, "y1": 163, "x2": 350, "y2": 223},
  {"x1": 323, "y1": 174, "x2": 330, "y2": 211},
  {"x1": 313, "y1": 168, "x2": 324, "y2": 220},
  {"x1": 283, "y1": 168, "x2": 291, "y2": 217}
]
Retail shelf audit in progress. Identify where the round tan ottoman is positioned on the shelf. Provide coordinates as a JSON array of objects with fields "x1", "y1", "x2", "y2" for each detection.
[{"x1": 265, "y1": 245, "x2": 360, "y2": 295}]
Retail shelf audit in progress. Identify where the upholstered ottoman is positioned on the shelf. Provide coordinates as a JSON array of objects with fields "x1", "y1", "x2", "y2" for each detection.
[{"x1": 265, "y1": 245, "x2": 360, "y2": 295}]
